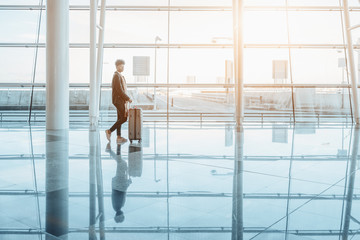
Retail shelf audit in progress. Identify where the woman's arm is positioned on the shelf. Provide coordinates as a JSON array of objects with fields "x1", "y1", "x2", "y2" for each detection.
[{"x1": 116, "y1": 73, "x2": 131, "y2": 102}]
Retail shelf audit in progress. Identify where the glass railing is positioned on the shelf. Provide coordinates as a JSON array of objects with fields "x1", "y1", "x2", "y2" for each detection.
[{"x1": 0, "y1": 83, "x2": 355, "y2": 123}]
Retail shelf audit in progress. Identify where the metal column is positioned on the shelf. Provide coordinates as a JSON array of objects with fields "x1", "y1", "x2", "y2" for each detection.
[
  {"x1": 45, "y1": 130, "x2": 69, "y2": 240},
  {"x1": 232, "y1": 126, "x2": 244, "y2": 240},
  {"x1": 343, "y1": 0, "x2": 360, "y2": 124},
  {"x1": 90, "y1": 0, "x2": 106, "y2": 125},
  {"x1": 357, "y1": 38, "x2": 360, "y2": 84},
  {"x1": 96, "y1": 0, "x2": 107, "y2": 117},
  {"x1": 46, "y1": 2, "x2": 70, "y2": 238},
  {"x1": 46, "y1": 0, "x2": 69, "y2": 130},
  {"x1": 342, "y1": 126, "x2": 360, "y2": 240},
  {"x1": 154, "y1": 36, "x2": 161, "y2": 110},
  {"x1": 88, "y1": 125, "x2": 105, "y2": 239},
  {"x1": 89, "y1": 0, "x2": 97, "y2": 125},
  {"x1": 89, "y1": 126, "x2": 97, "y2": 240},
  {"x1": 232, "y1": 0, "x2": 245, "y2": 126}
]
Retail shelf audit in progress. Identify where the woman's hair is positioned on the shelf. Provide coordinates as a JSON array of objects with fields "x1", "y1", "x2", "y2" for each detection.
[{"x1": 115, "y1": 59, "x2": 125, "y2": 66}]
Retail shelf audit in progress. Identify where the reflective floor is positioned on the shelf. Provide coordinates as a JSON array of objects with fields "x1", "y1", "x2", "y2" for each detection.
[{"x1": 1, "y1": 121, "x2": 360, "y2": 239}]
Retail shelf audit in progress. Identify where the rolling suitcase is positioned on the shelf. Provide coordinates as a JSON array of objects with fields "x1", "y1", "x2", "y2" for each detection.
[{"x1": 128, "y1": 107, "x2": 142, "y2": 143}]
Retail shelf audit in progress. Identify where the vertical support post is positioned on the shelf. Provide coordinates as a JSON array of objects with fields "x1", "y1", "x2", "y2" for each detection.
[
  {"x1": 46, "y1": 0, "x2": 69, "y2": 130},
  {"x1": 232, "y1": 126, "x2": 244, "y2": 240},
  {"x1": 357, "y1": 38, "x2": 360, "y2": 85},
  {"x1": 154, "y1": 43, "x2": 157, "y2": 110},
  {"x1": 154, "y1": 37, "x2": 161, "y2": 110},
  {"x1": 285, "y1": 127, "x2": 295, "y2": 240},
  {"x1": 90, "y1": 0, "x2": 97, "y2": 125},
  {"x1": 166, "y1": 1, "x2": 170, "y2": 124},
  {"x1": 232, "y1": 0, "x2": 245, "y2": 126},
  {"x1": 342, "y1": 126, "x2": 360, "y2": 240},
  {"x1": 46, "y1": 2, "x2": 69, "y2": 236},
  {"x1": 89, "y1": 125, "x2": 97, "y2": 239},
  {"x1": 95, "y1": 129, "x2": 105, "y2": 240},
  {"x1": 96, "y1": 0, "x2": 107, "y2": 119},
  {"x1": 343, "y1": 0, "x2": 360, "y2": 124},
  {"x1": 45, "y1": 130, "x2": 69, "y2": 240}
]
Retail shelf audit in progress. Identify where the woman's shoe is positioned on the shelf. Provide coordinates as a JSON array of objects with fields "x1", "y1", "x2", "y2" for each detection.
[{"x1": 116, "y1": 136, "x2": 128, "y2": 144}]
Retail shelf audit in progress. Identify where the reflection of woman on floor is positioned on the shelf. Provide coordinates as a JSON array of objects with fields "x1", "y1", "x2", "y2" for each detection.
[{"x1": 106, "y1": 143, "x2": 132, "y2": 223}]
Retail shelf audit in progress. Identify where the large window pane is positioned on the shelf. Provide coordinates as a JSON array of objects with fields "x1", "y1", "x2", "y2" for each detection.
[
  {"x1": 169, "y1": 48, "x2": 233, "y2": 83},
  {"x1": 351, "y1": 12, "x2": 360, "y2": 43},
  {"x1": 288, "y1": 11, "x2": 343, "y2": 44},
  {"x1": 244, "y1": 48, "x2": 290, "y2": 84},
  {"x1": 170, "y1": 11, "x2": 232, "y2": 44},
  {"x1": 291, "y1": 49, "x2": 345, "y2": 84},
  {"x1": 104, "y1": 11, "x2": 168, "y2": 44},
  {"x1": 0, "y1": 48, "x2": 35, "y2": 83},
  {"x1": 69, "y1": 48, "x2": 89, "y2": 83},
  {"x1": 244, "y1": 11, "x2": 288, "y2": 44},
  {"x1": 69, "y1": 11, "x2": 89, "y2": 43},
  {"x1": 0, "y1": 10, "x2": 39, "y2": 43},
  {"x1": 102, "y1": 48, "x2": 167, "y2": 84},
  {"x1": 34, "y1": 48, "x2": 45, "y2": 83}
]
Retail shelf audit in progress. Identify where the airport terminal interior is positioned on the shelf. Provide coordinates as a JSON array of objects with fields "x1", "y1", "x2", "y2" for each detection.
[{"x1": 1, "y1": 0, "x2": 360, "y2": 239}]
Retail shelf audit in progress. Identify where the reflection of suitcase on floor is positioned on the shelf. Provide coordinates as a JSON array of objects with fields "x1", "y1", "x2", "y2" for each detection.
[
  {"x1": 128, "y1": 107, "x2": 142, "y2": 143},
  {"x1": 128, "y1": 143, "x2": 143, "y2": 177}
]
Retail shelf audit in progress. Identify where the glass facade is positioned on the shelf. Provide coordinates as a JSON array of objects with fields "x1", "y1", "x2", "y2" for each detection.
[{"x1": 0, "y1": 1, "x2": 359, "y2": 123}]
